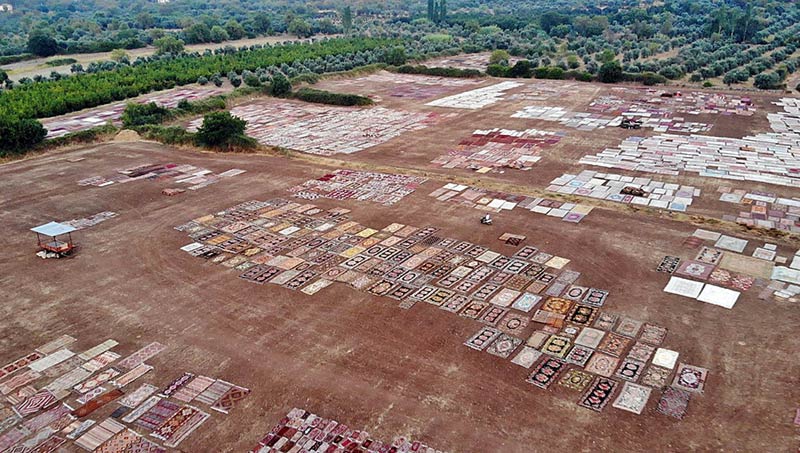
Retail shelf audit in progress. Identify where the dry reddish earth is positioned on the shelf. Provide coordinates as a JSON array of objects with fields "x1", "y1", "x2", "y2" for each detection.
[{"x1": 2, "y1": 75, "x2": 800, "y2": 452}]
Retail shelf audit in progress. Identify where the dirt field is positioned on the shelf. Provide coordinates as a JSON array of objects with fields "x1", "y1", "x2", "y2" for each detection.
[{"x1": 2, "y1": 74, "x2": 800, "y2": 452}]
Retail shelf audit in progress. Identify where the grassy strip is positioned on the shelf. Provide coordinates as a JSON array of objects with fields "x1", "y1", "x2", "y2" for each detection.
[
  {"x1": 394, "y1": 64, "x2": 484, "y2": 78},
  {"x1": 292, "y1": 88, "x2": 373, "y2": 106}
]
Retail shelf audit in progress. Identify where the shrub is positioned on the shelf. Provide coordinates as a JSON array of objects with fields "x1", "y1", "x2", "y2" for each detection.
[
  {"x1": 135, "y1": 125, "x2": 195, "y2": 145},
  {"x1": 0, "y1": 117, "x2": 47, "y2": 155},
  {"x1": 396, "y1": 65, "x2": 483, "y2": 78},
  {"x1": 194, "y1": 111, "x2": 255, "y2": 150},
  {"x1": 269, "y1": 73, "x2": 292, "y2": 97},
  {"x1": 598, "y1": 61, "x2": 623, "y2": 83},
  {"x1": 487, "y1": 64, "x2": 510, "y2": 77},
  {"x1": 290, "y1": 72, "x2": 321, "y2": 85},
  {"x1": 121, "y1": 102, "x2": 172, "y2": 127},
  {"x1": 293, "y1": 88, "x2": 373, "y2": 106}
]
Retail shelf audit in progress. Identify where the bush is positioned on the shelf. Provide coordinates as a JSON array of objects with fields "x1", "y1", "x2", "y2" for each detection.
[
  {"x1": 269, "y1": 73, "x2": 292, "y2": 97},
  {"x1": 486, "y1": 64, "x2": 510, "y2": 77},
  {"x1": 754, "y1": 72, "x2": 784, "y2": 90},
  {"x1": 121, "y1": 102, "x2": 172, "y2": 127},
  {"x1": 703, "y1": 81, "x2": 713, "y2": 87},
  {"x1": 509, "y1": 60, "x2": 534, "y2": 78},
  {"x1": 197, "y1": 76, "x2": 209, "y2": 85},
  {"x1": 533, "y1": 66, "x2": 565, "y2": 80},
  {"x1": 194, "y1": 111, "x2": 255, "y2": 150},
  {"x1": 135, "y1": 125, "x2": 195, "y2": 145},
  {"x1": 46, "y1": 58, "x2": 78, "y2": 67},
  {"x1": 396, "y1": 65, "x2": 483, "y2": 78},
  {"x1": 598, "y1": 61, "x2": 623, "y2": 83},
  {"x1": 290, "y1": 72, "x2": 321, "y2": 85},
  {"x1": 293, "y1": 88, "x2": 373, "y2": 106},
  {"x1": 0, "y1": 117, "x2": 47, "y2": 155}
]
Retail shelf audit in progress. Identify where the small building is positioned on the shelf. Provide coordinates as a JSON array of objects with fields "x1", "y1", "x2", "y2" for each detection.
[{"x1": 31, "y1": 222, "x2": 77, "y2": 257}]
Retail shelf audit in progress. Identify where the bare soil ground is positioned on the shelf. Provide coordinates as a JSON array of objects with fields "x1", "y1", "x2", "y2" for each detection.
[{"x1": 2, "y1": 75, "x2": 800, "y2": 452}]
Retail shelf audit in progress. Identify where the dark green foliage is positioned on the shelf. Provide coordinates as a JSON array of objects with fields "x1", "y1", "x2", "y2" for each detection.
[
  {"x1": 135, "y1": 125, "x2": 195, "y2": 145},
  {"x1": 27, "y1": 30, "x2": 60, "y2": 57},
  {"x1": 509, "y1": 60, "x2": 534, "y2": 78},
  {"x1": 486, "y1": 64, "x2": 510, "y2": 77},
  {"x1": 0, "y1": 69, "x2": 7, "y2": 83},
  {"x1": 290, "y1": 73, "x2": 321, "y2": 85},
  {"x1": 121, "y1": 102, "x2": 172, "y2": 127},
  {"x1": 46, "y1": 58, "x2": 77, "y2": 67},
  {"x1": 194, "y1": 111, "x2": 255, "y2": 150},
  {"x1": 0, "y1": 117, "x2": 47, "y2": 155},
  {"x1": 384, "y1": 47, "x2": 407, "y2": 66},
  {"x1": 343, "y1": 6, "x2": 353, "y2": 34},
  {"x1": 0, "y1": 54, "x2": 34, "y2": 65},
  {"x1": 288, "y1": 18, "x2": 313, "y2": 38},
  {"x1": 0, "y1": 38, "x2": 394, "y2": 120},
  {"x1": 154, "y1": 36, "x2": 185, "y2": 55},
  {"x1": 598, "y1": 61, "x2": 623, "y2": 83},
  {"x1": 753, "y1": 72, "x2": 784, "y2": 89},
  {"x1": 269, "y1": 73, "x2": 292, "y2": 97},
  {"x1": 533, "y1": 66, "x2": 565, "y2": 79},
  {"x1": 396, "y1": 65, "x2": 482, "y2": 78},
  {"x1": 293, "y1": 88, "x2": 373, "y2": 106}
]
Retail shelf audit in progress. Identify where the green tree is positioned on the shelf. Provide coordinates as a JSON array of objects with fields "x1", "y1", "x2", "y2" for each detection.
[
  {"x1": 428, "y1": 0, "x2": 435, "y2": 22},
  {"x1": 110, "y1": 49, "x2": 129, "y2": 62},
  {"x1": 210, "y1": 26, "x2": 230, "y2": 43},
  {"x1": 439, "y1": 0, "x2": 446, "y2": 23},
  {"x1": 225, "y1": 20, "x2": 246, "y2": 40},
  {"x1": 136, "y1": 12, "x2": 155, "y2": 29},
  {"x1": 489, "y1": 50, "x2": 511, "y2": 66},
  {"x1": 27, "y1": 30, "x2": 60, "y2": 57},
  {"x1": 153, "y1": 36, "x2": 185, "y2": 55},
  {"x1": 288, "y1": 18, "x2": 313, "y2": 38},
  {"x1": 342, "y1": 6, "x2": 353, "y2": 34},
  {"x1": 195, "y1": 111, "x2": 251, "y2": 149},
  {"x1": 252, "y1": 13, "x2": 272, "y2": 34},
  {"x1": 184, "y1": 23, "x2": 212, "y2": 44},
  {"x1": 385, "y1": 47, "x2": 407, "y2": 66},
  {"x1": 0, "y1": 69, "x2": 8, "y2": 84},
  {"x1": 121, "y1": 102, "x2": 171, "y2": 127},
  {"x1": 0, "y1": 117, "x2": 47, "y2": 154},
  {"x1": 598, "y1": 61, "x2": 623, "y2": 83},
  {"x1": 269, "y1": 73, "x2": 292, "y2": 97}
]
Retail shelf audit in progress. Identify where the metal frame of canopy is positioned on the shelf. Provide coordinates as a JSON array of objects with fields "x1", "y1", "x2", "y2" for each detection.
[{"x1": 30, "y1": 222, "x2": 77, "y2": 256}]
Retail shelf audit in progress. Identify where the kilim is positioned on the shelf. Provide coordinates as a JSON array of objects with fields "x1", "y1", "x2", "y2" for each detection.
[
  {"x1": 111, "y1": 363, "x2": 152, "y2": 388},
  {"x1": 42, "y1": 356, "x2": 84, "y2": 378},
  {"x1": 74, "y1": 367, "x2": 120, "y2": 393},
  {"x1": 593, "y1": 312, "x2": 618, "y2": 330},
  {"x1": 614, "y1": 358, "x2": 646, "y2": 382},
  {"x1": 163, "y1": 409, "x2": 209, "y2": 447},
  {"x1": 614, "y1": 317, "x2": 643, "y2": 338},
  {"x1": 641, "y1": 365, "x2": 673, "y2": 388},
  {"x1": 558, "y1": 368, "x2": 593, "y2": 391},
  {"x1": 0, "y1": 369, "x2": 41, "y2": 395},
  {"x1": 584, "y1": 353, "x2": 620, "y2": 378},
  {"x1": 496, "y1": 312, "x2": 530, "y2": 336},
  {"x1": 656, "y1": 256, "x2": 681, "y2": 274},
  {"x1": 541, "y1": 335, "x2": 572, "y2": 359},
  {"x1": 510, "y1": 347, "x2": 543, "y2": 368},
  {"x1": 94, "y1": 428, "x2": 139, "y2": 453},
  {"x1": 77, "y1": 386, "x2": 106, "y2": 404},
  {"x1": 36, "y1": 335, "x2": 77, "y2": 355},
  {"x1": 118, "y1": 384, "x2": 159, "y2": 408},
  {"x1": 44, "y1": 367, "x2": 92, "y2": 393},
  {"x1": 122, "y1": 396, "x2": 161, "y2": 423},
  {"x1": 29, "y1": 434, "x2": 65, "y2": 453},
  {"x1": 74, "y1": 418, "x2": 125, "y2": 451},
  {"x1": 656, "y1": 386, "x2": 691, "y2": 419},
  {"x1": 78, "y1": 340, "x2": 119, "y2": 361},
  {"x1": 151, "y1": 405, "x2": 202, "y2": 440},
  {"x1": 564, "y1": 345, "x2": 594, "y2": 367},
  {"x1": 173, "y1": 376, "x2": 215, "y2": 403},
  {"x1": 72, "y1": 388, "x2": 124, "y2": 418},
  {"x1": 134, "y1": 399, "x2": 180, "y2": 431},
  {"x1": 210, "y1": 385, "x2": 250, "y2": 414},
  {"x1": 64, "y1": 419, "x2": 96, "y2": 440},
  {"x1": 159, "y1": 372, "x2": 194, "y2": 398},
  {"x1": 464, "y1": 327, "x2": 501, "y2": 351},
  {"x1": 28, "y1": 349, "x2": 75, "y2": 372},
  {"x1": 578, "y1": 377, "x2": 619, "y2": 412},
  {"x1": 0, "y1": 353, "x2": 44, "y2": 380},
  {"x1": 672, "y1": 363, "x2": 708, "y2": 393},
  {"x1": 639, "y1": 324, "x2": 668, "y2": 345},
  {"x1": 486, "y1": 334, "x2": 522, "y2": 359},
  {"x1": 627, "y1": 342, "x2": 656, "y2": 362},
  {"x1": 526, "y1": 357, "x2": 566, "y2": 389},
  {"x1": 0, "y1": 426, "x2": 30, "y2": 451},
  {"x1": 22, "y1": 403, "x2": 70, "y2": 432},
  {"x1": 612, "y1": 382, "x2": 652, "y2": 415},
  {"x1": 116, "y1": 343, "x2": 166, "y2": 371},
  {"x1": 13, "y1": 389, "x2": 56, "y2": 417},
  {"x1": 82, "y1": 351, "x2": 121, "y2": 372},
  {"x1": 0, "y1": 407, "x2": 20, "y2": 434},
  {"x1": 195, "y1": 380, "x2": 233, "y2": 405},
  {"x1": 597, "y1": 333, "x2": 631, "y2": 357}
]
